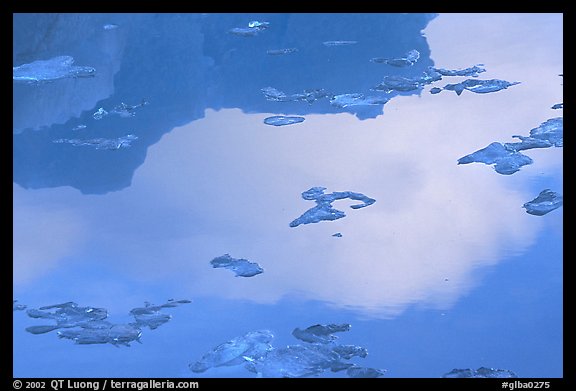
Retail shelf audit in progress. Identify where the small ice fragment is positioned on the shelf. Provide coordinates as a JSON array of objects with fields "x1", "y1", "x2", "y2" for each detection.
[
  {"x1": 551, "y1": 103, "x2": 563, "y2": 110},
  {"x1": 346, "y1": 366, "x2": 387, "y2": 378},
  {"x1": 248, "y1": 21, "x2": 270, "y2": 29},
  {"x1": 322, "y1": 41, "x2": 357, "y2": 46},
  {"x1": 264, "y1": 116, "x2": 305, "y2": 126},
  {"x1": 430, "y1": 87, "x2": 442, "y2": 94},
  {"x1": 93, "y1": 107, "x2": 109, "y2": 120},
  {"x1": 229, "y1": 27, "x2": 260, "y2": 37},
  {"x1": 443, "y1": 367, "x2": 518, "y2": 378},
  {"x1": 457, "y1": 142, "x2": 533, "y2": 175},
  {"x1": 330, "y1": 93, "x2": 389, "y2": 108},
  {"x1": 52, "y1": 134, "x2": 138, "y2": 150},
  {"x1": 103, "y1": 24, "x2": 119, "y2": 30},
  {"x1": 189, "y1": 330, "x2": 274, "y2": 373},
  {"x1": 292, "y1": 323, "x2": 351, "y2": 344},
  {"x1": 522, "y1": 189, "x2": 563, "y2": 216},
  {"x1": 431, "y1": 64, "x2": 486, "y2": 77},
  {"x1": 290, "y1": 187, "x2": 376, "y2": 227},
  {"x1": 13, "y1": 56, "x2": 96, "y2": 83},
  {"x1": 370, "y1": 49, "x2": 420, "y2": 67},
  {"x1": 13, "y1": 300, "x2": 27, "y2": 311},
  {"x1": 210, "y1": 254, "x2": 264, "y2": 277},
  {"x1": 438, "y1": 79, "x2": 520, "y2": 95},
  {"x1": 266, "y1": 48, "x2": 298, "y2": 55},
  {"x1": 332, "y1": 232, "x2": 343, "y2": 237},
  {"x1": 72, "y1": 124, "x2": 87, "y2": 131},
  {"x1": 109, "y1": 99, "x2": 149, "y2": 118}
]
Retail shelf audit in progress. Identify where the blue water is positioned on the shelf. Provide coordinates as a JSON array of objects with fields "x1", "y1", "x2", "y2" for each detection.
[{"x1": 13, "y1": 13, "x2": 563, "y2": 378}]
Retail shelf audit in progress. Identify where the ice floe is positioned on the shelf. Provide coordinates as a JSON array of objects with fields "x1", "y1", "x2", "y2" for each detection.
[
  {"x1": 330, "y1": 93, "x2": 389, "y2": 108},
  {"x1": 289, "y1": 187, "x2": 376, "y2": 227},
  {"x1": 53, "y1": 134, "x2": 138, "y2": 150},
  {"x1": 522, "y1": 189, "x2": 563, "y2": 216},
  {"x1": 210, "y1": 254, "x2": 264, "y2": 277},
  {"x1": 551, "y1": 103, "x2": 563, "y2": 110},
  {"x1": 261, "y1": 87, "x2": 330, "y2": 104},
  {"x1": 292, "y1": 323, "x2": 351, "y2": 344},
  {"x1": 346, "y1": 365, "x2": 387, "y2": 378},
  {"x1": 443, "y1": 367, "x2": 518, "y2": 378},
  {"x1": 370, "y1": 49, "x2": 420, "y2": 67},
  {"x1": 432, "y1": 79, "x2": 520, "y2": 95},
  {"x1": 229, "y1": 21, "x2": 270, "y2": 37},
  {"x1": 13, "y1": 300, "x2": 27, "y2": 311},
  {"x1": 322, "y1": 41, "x2": 358, "y2": 46},
  {"x1": 13, "y1": 56, "x2": 96, "y2": 83},
  {"x1": 266, "y1": 48, "x2": 298, "y2": 56},
  {"x1": 263, "y1": 116, "x2": 305, "y2": 126},
  {"x1": 431, "y1": 64, "x2": 486, "y2": 77}
]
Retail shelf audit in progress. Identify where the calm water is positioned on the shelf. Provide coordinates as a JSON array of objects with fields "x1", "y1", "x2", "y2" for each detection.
[{"x1": 13, "y1": 13, "x2": 563, "y2": 378}]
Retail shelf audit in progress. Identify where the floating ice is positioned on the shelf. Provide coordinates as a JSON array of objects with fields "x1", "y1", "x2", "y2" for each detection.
[
  {"x1": 332, "y1": 232, "x2": 343, "y2": 238},
  {"x1": 109, "y1": 100, "x2": 149, "y2": 118},
  {"x1": 435, "y1": 79, "x2": 520, "y2": 95},
  {"x1": 266, "y1": 48, "x2": 298, "y2": 55},
  {"x1": 323, "y1": 41, "x2": 358, "y2": 46},
  {"x1": 25, "y1": 302, "x2": 108, "y2": 334},
  {"x1": 72, "y1": 124, "x2": 87, "y2": 131},
  {"x1": 248, "y1": 21, "x2": 270, "y2": 29},
  {"x1": 289, "y1": 187, "x2": 376, "y2": 228},
  {"x1": 93, "y1": 107, "x2": 109, "y2": 120},
  {"x1": 264, "y1": 116, "x2": 305, "y2": 126},
  {"x1": 430, "y1": 87, "x2": 442, "y2": 94},
  {"x1": 189, "y1": 330, "x2": 274, "y2": 373},
  {"x1": 103, "y1": 24, "x2": 119, "y2": 30},
  {"x1": 522, "y1": 189, "x2": 563, "y2": 216},
  {"x1": 346, "y1": 366, "x2": 387, "y2": 378},
  {"x1": 330, "y1": 93, "x2": 389, "y2": 108},
  {"x1": 210, "y1": 254, "x2": 264, "y2": 277},
  {"x1": 261, "y1": 87, "x2": 330, "y2": 104},
  {"x1": 457, "y1": 142, "x2": 533, "y2": 175},
  {"x1": 370, "y1": 49, "x2": 420, "y2": 67},
  {"x1": 443, "y1": 367, "x2": 518, "y2": 378},
  {"x1": 431, "y1": 64, "x2": 486, "y2": 77},
  {"x1": 372, "y1": 69, "x2": 442, "y2": 93},
  {"x1": 551, "y1": 103, "x2": 563, "y2": 110},
  {"x1": 13, "y1": 56, "x2": 96, "y2": 83},
  {"x1": 53, "y1": 134, "x2": 138, "y2": 150},
  {"x1": 510, "y1": 117, "x2": 563, "y2": 149},
  {"x1": 13, "y1": 300, "x2": 27, "y2": 311},
  {"x1": 129, "y1": 299, "x2": 191, "y2": 330},
  {"x1": 57, "y1": 322, "x2": 142, "y2": 347},
  {"x1": 292, "y1": 323, "x2": 351, "y2": 344},
  {"x1": 230, "y1": 21, "x2": 270, "y2": 37}
]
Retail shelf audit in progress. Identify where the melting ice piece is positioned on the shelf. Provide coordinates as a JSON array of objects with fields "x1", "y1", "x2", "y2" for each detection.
[
  {"x1": 332, "y1": 232, "x2": 343, "y2": 238},
  {"x1": 261, "y1": 87, "x2": 330, "y2": 104},
  {"x1": 443, "y1": 367, "x2": 518, "y2": 378},
  {"x1": 292, "y1": 323, "x2": 351, "y2": 344},
  {"x1": 289, "y1": 187, "x2": 376, "y2": 228},
  {"x1": 190, "y1": 330, "x2": 274, "y2": 373},
  {"x1": 72, "y1": 124, "x2": 87, "y2": 131},
  {"x1": 330, "y1": 93, "x2": 389, "y2": 108},
  {"x1": 264, "y1": 116, "x2": 305, "y2": 126},
  {"x1": 522, "y1": 189, "x2": 563, "y2": 216},
  {"x1": 370, "y1": 49, "x2": 420, "y2": 67},
  {"x1": 551, "y1": 103, "x2": 563, "y2": 110},
  {"x1": 57, "y1": 322, "x2": 142, "y2": 347},
  {"x1": 210, "y1": 254, "x2": 264, "y2": 277},
  {"x1": 266, "y1": 48, "x2": 298, "y2": 55},
  {"x1": 346, "y1": 366, "x2": 387, "y2": 378},
  {"x1": 437, "y1": 79, "x2": 520, "y2": 95},
  {"x1": 93, "y1": 107, "x2": 109, "y2": 120},
  {"x1": 109, "y1": 100, "x2": 149, "y2": 118},
  {"x1": 13, "y1": 56, "x2": 96, "y2": 83},
  {"x1": 53, "y1": 134, "x2": 138, "y2": 150},
  {"x1": 13, "y1": 300, "x2": 27, "y2": 311},
  {"x1": 129, "y1": 299, "x2": 191, "y2": 330},
  {"x1": 25, "y1": 302, "x2": 108, "y2": 334},
  {"x1": 431, "y1": 64, "x2": 486, "y2": 77},
  {"x1": 323, "y1": 41, "x2": 357, "y2": 46},
  {"x1": 457, "y1": 142, "x2": 533, "y2": 175}
]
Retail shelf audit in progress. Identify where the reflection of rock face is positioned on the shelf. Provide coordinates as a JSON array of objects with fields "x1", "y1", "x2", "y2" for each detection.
[{"x1": 13, "y1": 13, "x2": 436, "y2": 194}]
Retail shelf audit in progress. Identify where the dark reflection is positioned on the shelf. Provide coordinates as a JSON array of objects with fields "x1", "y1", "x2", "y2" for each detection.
[{"x1": 13, "y1": 13, "x2": 436, "y2": 194}]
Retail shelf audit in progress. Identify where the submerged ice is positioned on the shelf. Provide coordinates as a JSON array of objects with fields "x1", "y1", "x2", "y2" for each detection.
[
  {"x1": 443, "y1": 367, "x2": 518, "y2": 378},
  {"x1": 522, "y1": 189, "x2": 563, "y2": 216},
  {"x1": 53, "y1": 134, "x2": 138, "y2": 150},
  {"x1": 210, "y1": 254, "x2": 264, "y2": 277},
  {"x1": 263, "y1": 116, "x2": 305, "y2": 126},
  {"x1": 13, "y1": 56, "x2": 96, "y2": 83},
  {"x1": 289, "y1": 187, "x2": 376, "y2": 227}
]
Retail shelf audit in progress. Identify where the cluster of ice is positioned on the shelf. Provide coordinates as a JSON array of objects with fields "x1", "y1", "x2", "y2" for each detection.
[
  {"x1": 263, "y1": 116, "x2": 305, "y2": 126},
  {"x1": 443, "y1": 367, "x2": 518, "y2": 378},
  {"x1": 458, "y1": 117, "x2": 563, "y2": 174},
  {"x1": 370, "y1": 49, "x2": 420, "y2": 67},
  {"x1": 522, "y1": 189, "x2": 563, "y2": 216},
  {"x1": 23, "y1": 299, "x2": 190, "y2": 347},
  {"x1": 13, "y1": 56, "x2": 95, "y2": 83},
  {"x1": 430, "y1": 79, "x2": 520, "y2": 95},
  {"x1": 189, "y1": 323, "x2": 385, "y2": 378},
  {"x1": 229, "y1": 20, "x2": 270, "y2": 37},
  {"x1": 210, "y1": 254, "x2": 264, "y2": 277},
  {"x1": 93, "y1": 99, "x2": 149, "y2": 120},
  {"x1": 53, "y1": 134, "x2": 138, "y2": 150},
  {"x1": 289, "y1": 187, "x2": 376, "y2": 228}
]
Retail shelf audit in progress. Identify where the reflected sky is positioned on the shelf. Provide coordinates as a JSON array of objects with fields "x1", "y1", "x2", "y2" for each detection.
[{"x1": 13, "y1": 13, "x2": 562, "y2": 378}]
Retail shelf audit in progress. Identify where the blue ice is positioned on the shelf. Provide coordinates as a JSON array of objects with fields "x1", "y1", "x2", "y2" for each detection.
[
  {"x1": 129, "y1": 299, "x2": 191, "y2": 330},
  {"x1": 13, "y1": 56, "x2": 95, "y2": 83},
  {"x1": 431, "y1": 64, "x2": 486, "y2": 77},
  {"x1": 264, "y1": 116, "x2": 305, "y2": 126},
  {"x1": 522, "y1": 189, "x2": 563, "y2": 216},
  {"x1": 261, "y1": 87, "x2": 330, "y2": 104},
  {"x1": 435, "y1": 79, "x2": 520, "y2": 95},
  {"x1": 292, "y1": 323, "x2": 351, "y2": 344},
  {"x1": 57, "y1": 322, "x2": 142, "y2": 347},
  {"x1": 210, "y1": 254, "x2": 264, "y2": 277},
  {"x1": 25, "y1": 302, "x2": 108, "y2": 334},
  {"x1": 330, "y1": 93, "x2": 389, "y2": 108},
  {"x1": 289, "y1": 187, "x2": 376, "y2": 228},
  {"x1": 372, "y1": 68, "x2": 442, "y2": 93},
  {"x1": 443, "y1": 367, "x2": 518, "y2": 378},
  {"x1": 457, "y1": 142, "x2": 533, "y2": 175}
]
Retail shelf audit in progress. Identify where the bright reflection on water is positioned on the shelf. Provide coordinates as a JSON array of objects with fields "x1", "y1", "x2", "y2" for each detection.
[{"x1": 13, "y1": 13, "x2": 562, "y2": 378}]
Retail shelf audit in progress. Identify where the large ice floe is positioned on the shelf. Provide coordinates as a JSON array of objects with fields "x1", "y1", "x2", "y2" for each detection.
[
  {"x1": 289, "y1": 187, "x2": 376, "y2": 227},
  {"x1": 13, "y1": 56, "x2": 96, "y2": 83},
  {"x1": 458, "y1": 118, "x2": 562, "y2": 174},
  {"x1": 443, "y1": 367, "x2": 518, "y2": 378},
  {"x1": 53, "y1": 134, "x2": 138, "y2": 150},
  {"x1": 522, "y1": 189, "x2": 563, "y2": 216},
  {"x1": 23, "y1": 299, "x2": 190, "y2": 346},
  {"x1": 189, "y1": 323, "x2": 385, "y2": 378},
  {"x1": 210, "y1": 254, "x2": 264, "y2": 277}
]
